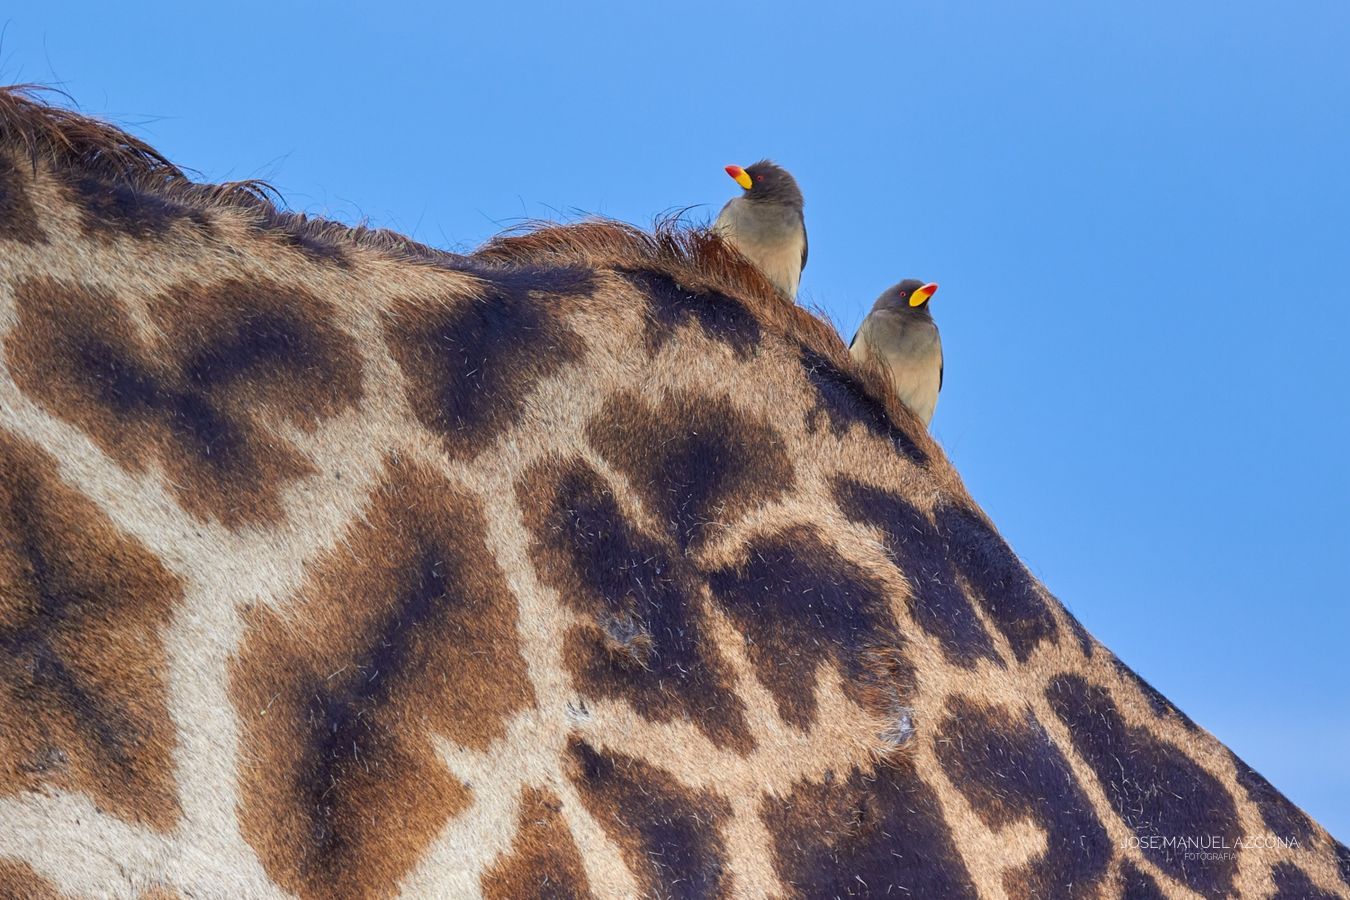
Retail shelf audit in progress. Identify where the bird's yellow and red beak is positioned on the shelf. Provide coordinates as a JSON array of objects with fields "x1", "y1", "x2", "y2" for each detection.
[
  {"x1": 725, "y1": 164, "x2": 753, "y2": 190},
  {"x1": 909, "y1": 283, "x2": 939, "y2": 307}
]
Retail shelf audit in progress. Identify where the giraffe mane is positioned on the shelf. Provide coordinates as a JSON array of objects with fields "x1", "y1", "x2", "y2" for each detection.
[
  {"x1": 0, "y1": 82, "x2": 920, "y2": 436},
  {"x1": 0, "y1": 84, "x2": 460, "y2": 265}
]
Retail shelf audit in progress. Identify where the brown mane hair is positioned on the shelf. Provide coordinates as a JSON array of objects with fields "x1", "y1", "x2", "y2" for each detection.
[
  {"x1": 0, "y1": 83, "x2": 926, "y2": 435},
  {"x1": 0, "y1": 84, "x2": 465, "y2": 264},
  {"x1": 476, "y1": 219, "x2": 931, "y2": 434}
]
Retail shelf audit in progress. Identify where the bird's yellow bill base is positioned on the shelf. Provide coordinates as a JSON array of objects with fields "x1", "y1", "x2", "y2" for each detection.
[
  {"x1": 909, "y1": 283, "x2": 939, "y2": 307},
  {"x1": 725, "y1": 164, "x2": 753, "y2": 190}
]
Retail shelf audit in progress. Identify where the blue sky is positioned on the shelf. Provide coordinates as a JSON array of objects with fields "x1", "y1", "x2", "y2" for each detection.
[{"x1": 12, "y1": 1, "x2": 1348, "y2": 837}]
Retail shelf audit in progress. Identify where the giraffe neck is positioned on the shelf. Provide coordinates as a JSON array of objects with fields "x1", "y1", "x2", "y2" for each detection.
[{"x1": 0, "y1": 90, "x2": 1346, "y2": 899}]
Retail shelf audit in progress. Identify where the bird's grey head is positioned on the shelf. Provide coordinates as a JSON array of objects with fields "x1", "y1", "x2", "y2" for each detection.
[
  {"x1": 870, "y1": 279, "x2": 940, "y2": 316},
  {"x1": 725, "y1": 159, "x2": 804, "y2": 209}
]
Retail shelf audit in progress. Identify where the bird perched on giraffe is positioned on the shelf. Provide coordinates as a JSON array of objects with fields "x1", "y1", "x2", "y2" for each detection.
[
  {"x1": 3, "y1": 87, "x2": 1348, "y2": 900},
  {"x1": 850, "y1": 279, "x2": 943, "y2": 427},
  {"x1": 713, "y1": 159, "x2": 808, "y2": 299}
]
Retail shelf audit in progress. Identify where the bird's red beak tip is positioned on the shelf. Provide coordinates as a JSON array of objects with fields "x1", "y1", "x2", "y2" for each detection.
[{"x1": 725, "y1": 164, "x2": 754, "y2": 190}]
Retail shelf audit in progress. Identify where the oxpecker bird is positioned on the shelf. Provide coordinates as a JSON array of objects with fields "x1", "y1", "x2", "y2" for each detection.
[
  {"x1": 713, "y1": 160, "x2": 807, "y2": 299},
  {"x1": 850, "y1": 280, "x2": 943, "y2": 427}
]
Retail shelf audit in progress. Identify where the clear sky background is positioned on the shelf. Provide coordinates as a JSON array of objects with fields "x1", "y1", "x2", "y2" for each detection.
[{"x1": 11, "y1": 1, "x2": 1348, "y2": 837}]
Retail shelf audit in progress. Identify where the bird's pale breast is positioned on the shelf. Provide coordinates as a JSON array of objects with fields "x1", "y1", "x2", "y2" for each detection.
[
  {"x1": 851, "y1": 312, "x2": 943, "y2": 426},
  {"x1": 713, "y1": 198, "x2": 806, "y2": 298}
]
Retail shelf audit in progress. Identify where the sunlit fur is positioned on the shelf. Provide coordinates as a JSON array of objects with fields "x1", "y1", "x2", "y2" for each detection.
[{"x1": 1, "y1": 87, "x2": 1346, "y2": 899}]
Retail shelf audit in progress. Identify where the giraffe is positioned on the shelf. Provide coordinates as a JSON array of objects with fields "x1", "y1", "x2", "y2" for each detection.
[{"x1": 0, "y1": 86, "x2": 1345, "y2": 900}]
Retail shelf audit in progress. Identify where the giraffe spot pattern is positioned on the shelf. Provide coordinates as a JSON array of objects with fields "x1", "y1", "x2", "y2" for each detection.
[
  {"x1": 1336, "y1": 840, "x2": 1350, "y2": 889},
  {"x1": 230, "y1": 458, "x2": 535, "y2": 900},
  {"x1": 1118, "y1": 860, "x2": 1166, "y2": 899},
  {"x1": 567, "y1": 738, "x2": 732, "y2": 899},
  {"x1": 247, "y1": 207, "x2": 352, "y2": 267},
  {"x1": 3, "y1": 91, "x2": 1348, "y2": 897},
  {"x1": 0, "y1": 431, "x2": 182, "y2": 831},
  {"x1": 936, "y1": 695, "x2": 1112, "y2": 898},
  {"x1": 762, "y1": 758, "x2": 978, "y2": 899},
  {"x1": 933, "y1": 503, "x2": 1062, "y2": 663},
  {"x1": 1046, "y1": 673, "x2": 1241, "y2": 897},
  {"x1": 5, "y1": 276, "x2": 362, "y2": 527},
  {"x1": 704, "y1": 523, "x2": 916, "y2": 731},
  {"x1": 1066, "y1": 609, "x2": 1096, "y2": 657},
  {"x1": 626, "y1": 268, "x2": 762, "y2": 360},
  {"x1": 384, "y1": 265, "x2": 592, "y2": 460},
  {"x1": 0, "y1": 153, "x2": 46, "y2": 244},
  {"x1": 480, "y1": 786, "x2": 593, "y2": 900},
  {"x1": 587, "y1": 388, "x2": 795, "y2": 552},
  {"x1": 0, "y1": 859, "x2": 70, "y2": 899},
  {"x1": 798, "y1": 346, "x2": 928, "y2": 466},
  {"x1": 1110, "y1": 654, "x2": 1198, "y2": 731},
  {"x1": 517, "y1": 457, "x2": 752, "y2": 751},
  {"x1": 1227, "y1": 749, "x2": 1316, "y2": 846},
  {"x1": 831, "y1": 476, "x2": 1004, "y2": 669},
  {"x1": 1269, "y1": 862, "x2": 1342, "y2": 899},
  {"x1": 137, "y1": 888, "x2": 182, "y2": 900},
  {"x1": 61, "y1": 171, "x2": 211, "y2": 239}
]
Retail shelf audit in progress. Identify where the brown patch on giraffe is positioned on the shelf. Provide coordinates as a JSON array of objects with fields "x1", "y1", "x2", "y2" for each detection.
[
  {"x1": 1335, "y1": 841, "x2": 1350, "y2": 889},
  {"x1": 1227, "y1": 749, "x2": 1316, "y2": 846},
  {"x1": 587, "y1": 388, "x2": 794, "y2": 552},
  {"x1": 1066, "y1": 607, "x2": 1097, "y2": 657},
  {"x1": 383, "y1": 266, "x2": 592, "y2": 460},
  {"x1": 137, "y1": 888, "x2": 181, "y2": 900},
  {"x1": 831, "y1": 476, "x2": 1005, "y2": 669},
  {"x1": 762, "y1": 757, "x2": 978, "y2": 899},
  {"x1": 0, "y1": 152, "x2": 47, "y2": 244},
  {"x1": 518, "y1": 457, "x2": 752, "y2": 752},
  {"x1": 936, "y1": 695, "x2": 1112, "y2": 898},
  {"x1": 1118, "y1": 860, "x2": 1165, "y2": 898},
  {"x1": 481, "y1": 786, "x2": 593, "y2": 900},
  {"x1": 800, "y1": 346, "x2": 931, "y2": 466},
  {"x1": 624, "y1": 268, "x2": 762, "y2": 360},
  {"x1": 231, "y1": 457, "x2": 534, "y2": 899},
  {"x1": 1269, "y1": 862, "x2": 1343, "y2": 899},
  {"x1": 0, "y1": 859, "x2": 71, "y2": 899},
  {"x1": 567, "y1": 738, "x2": 733, "y2": 898},
  {"x1": 0, "y1": 431, "x2": 181, "y2": 831},
  {"x1": 704, "y1": 524, "x2": 916, "y2": 732},
  {"x1": 58, "y1": 169, "x2": 211, "y2": 240},
  {"x1": 932, "y1": 502, "x2": 1062, "y2": 663},
  {"x1": 246, "y1": 205, "x2": 353, "y2": 267},
  {"x1": 1046, "y1": 673, "x2": 1242, "y2": 897},
  {"x1": 5, "y1": 275, "x2": 362, "y2": 527},
  {"x1": 1109, "y1": 653, "x2": 1198, "y2": 731}
]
